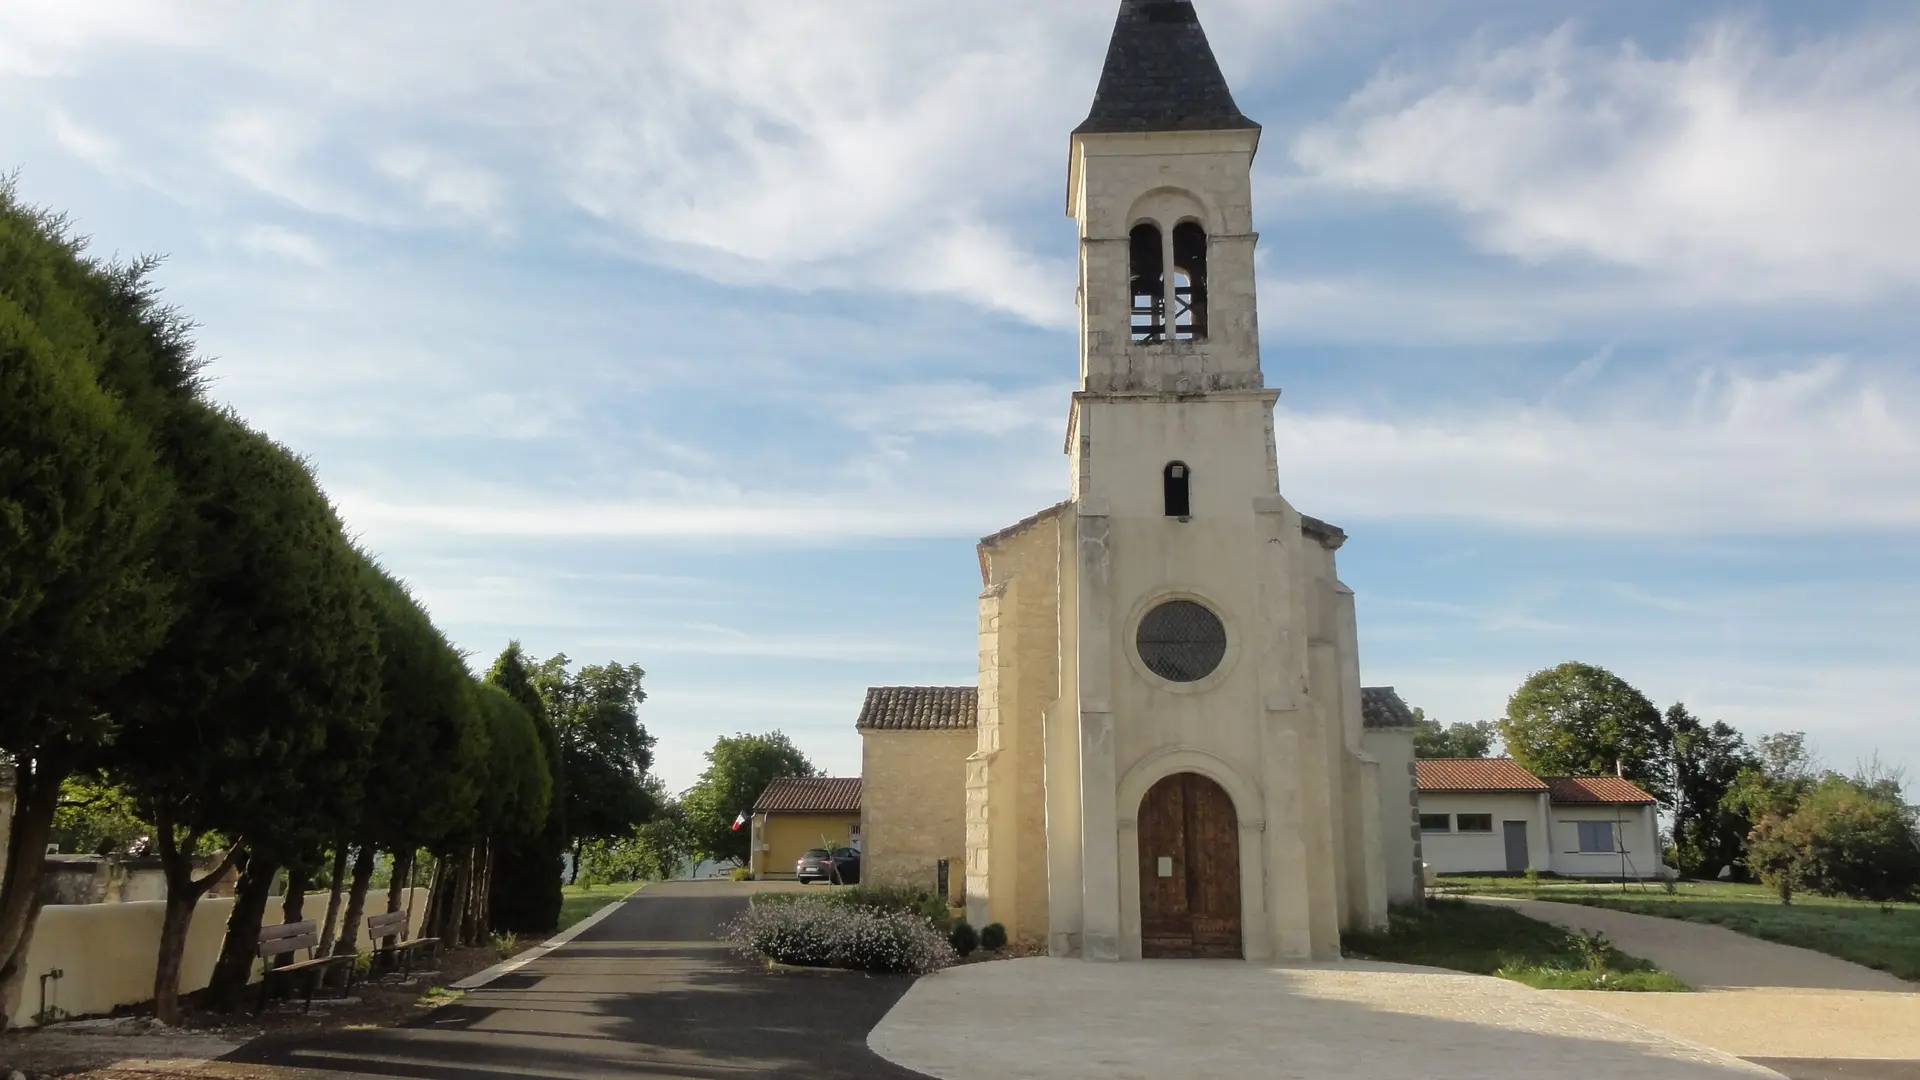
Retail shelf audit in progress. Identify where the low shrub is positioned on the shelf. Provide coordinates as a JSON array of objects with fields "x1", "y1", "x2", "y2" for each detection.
[
  {"x1": 727, "y1": 896, "x2": 957, "y2": 974},
  {"x1": 729, "y1": 866, "x2": 753, "y2": 882},
  {"x1": 980, "y1": 922, "x2": 1007, "y2": 951},
  {"x1": 949, "y1": 920, "x2": 978, "y2": 957}
]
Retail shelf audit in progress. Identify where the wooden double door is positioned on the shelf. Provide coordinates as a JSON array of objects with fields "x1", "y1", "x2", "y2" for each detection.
[{"x1": 1137, "y1": 772, "x2": 1243, "y2": 959}]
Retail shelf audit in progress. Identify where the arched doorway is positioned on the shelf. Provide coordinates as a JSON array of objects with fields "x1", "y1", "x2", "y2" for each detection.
[{"x1": 1137, "y1": 772, "x2": 1242, "y2": 958}]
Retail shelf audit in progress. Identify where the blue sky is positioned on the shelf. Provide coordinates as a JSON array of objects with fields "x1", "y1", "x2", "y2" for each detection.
[{"x1": 4, "y1": 0, "x2": 1916, "y2": 794}]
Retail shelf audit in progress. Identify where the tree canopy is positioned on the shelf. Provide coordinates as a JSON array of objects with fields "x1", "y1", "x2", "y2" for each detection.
[
  {"x1": 683, "y1": 732, "x2": 818, "y2": 866},
  {"x1": 1409, "y1": 708, "x2": 1497, "y2": 759},
  {"x1": 1497, "y1": 662, "x2": 1671, "y2": 801}
]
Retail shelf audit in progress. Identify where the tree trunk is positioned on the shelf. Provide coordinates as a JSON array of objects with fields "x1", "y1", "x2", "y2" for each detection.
[
  {"x1": 423, "y1": 854, "x2": 449, "y2": 943},
  {"x1": 335, "y1": 845, "x2": 376, "y2": 957},
  {"x1": 317, "y1": 845, "x2": 348, "y2": 953},
  {"x1": 384, "y1": 849, "x2": 410, "y2": 907},
  {"x1": 476, "y1": 843, "x2": 494, "y2": 937},
  {"x1": 281, "y1": 866, "x2": 307, "y2": 922},
  {"x1": 449, "y1": 849, "x2": 473, "y2": 945},
  {"x1": 382, "y1": 851, "x2": 413, "y2": 949},
  {"x1": 569, "y1": 838, "x2": 583, "y2": 885},
  {"x1": 149, "y1": 813, "x2": 239, "y2": 1026},
  {"x1": 0, "y1": 754, "x2": 69, "y2": 1031},
  {"x1": 205, "y1": 855, "x2": 276, "y2": 1012}
]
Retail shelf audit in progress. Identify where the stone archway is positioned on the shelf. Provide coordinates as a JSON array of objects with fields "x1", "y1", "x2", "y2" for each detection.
[{"x1": 1136, "y1": 772, "x2": 1243, "y2": 959}]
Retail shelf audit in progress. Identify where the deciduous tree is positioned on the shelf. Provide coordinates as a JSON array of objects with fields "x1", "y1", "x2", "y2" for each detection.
[
  {"x1": 1663, "y1": 704, "x2": 1756, "y2": 879},
  {"x1": 1409, "y1": 707, "x2": 1497, "y2": 759},
  {"x1": 683, "y1": 732, "x2": 817, "y2": 867},
  {"x1": 1498, "y1": 662, "x2": 1670, "y2": 802}
]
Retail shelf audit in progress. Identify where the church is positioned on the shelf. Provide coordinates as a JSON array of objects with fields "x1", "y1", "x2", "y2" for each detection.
[{"x1": 855, "y1": 0, "x2": 1422, "y2": 963}]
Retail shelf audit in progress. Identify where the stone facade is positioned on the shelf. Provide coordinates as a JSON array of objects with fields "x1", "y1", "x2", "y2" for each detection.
[
  {"x1": 967, "y1": 508, "x2": 1066, "y2": 940},
  {"x1": 862, "y1": 0, "x2": 1421, "y2": 963},
  {"x1": 861, "y1": 728, "x2": 973, "y2": 900}
]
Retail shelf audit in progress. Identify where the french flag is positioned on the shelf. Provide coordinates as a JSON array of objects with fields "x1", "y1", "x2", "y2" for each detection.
[{"x1": 731, "y1": 811, "x2": 747, "y2": 832}]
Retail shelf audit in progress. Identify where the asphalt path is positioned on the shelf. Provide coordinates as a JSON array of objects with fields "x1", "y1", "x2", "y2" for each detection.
[{"x1": 224, "y1": 880, "x2": 933, "y2": 1079}]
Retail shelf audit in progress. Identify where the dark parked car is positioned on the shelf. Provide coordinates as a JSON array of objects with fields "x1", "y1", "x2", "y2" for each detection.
[{"x1": 796, "y1": 846, "x2": 861, "y2": 885}]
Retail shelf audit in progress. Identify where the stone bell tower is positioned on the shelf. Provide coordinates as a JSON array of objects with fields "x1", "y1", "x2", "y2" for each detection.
[
  {"x1": 1053, "y1": 0, "x2": 1384, "y2": 963},
  {"x1": 966, "y1": 0, "x2": 1404, "y2": 967}
]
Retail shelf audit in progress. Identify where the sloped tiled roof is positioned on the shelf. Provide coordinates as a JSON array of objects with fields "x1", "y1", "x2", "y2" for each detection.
[
  {"x1": 1415, "y1": 758, "x2": 1550, "y2": 794},
  {"x1": 752, "y1": 777, "x2": 862, "y2": 814},
  {"x1": 856, "y1": 686, "x2": 978, "y2": 731},
  {"x1": 1360, "y1": 687, "x2": 1418, "y2": 729},
  {"x1": 1074, "y1": 1, "x2": 1259, "y2": 136},
  {"x1": 1545, "y1": 776, "x2": 1657, "y2": 806}
]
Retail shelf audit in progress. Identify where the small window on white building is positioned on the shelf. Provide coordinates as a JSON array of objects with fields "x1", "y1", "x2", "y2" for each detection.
[
  {"x1": 1456, "y1": 814, "x2": 1493, "y2": 833},
  {"x1": 1575, "y1": 821, "x2": 1617, "y2": 853},
  {"x1": 1419, "y1": 814, "x2": 1451, "y2": 833}
]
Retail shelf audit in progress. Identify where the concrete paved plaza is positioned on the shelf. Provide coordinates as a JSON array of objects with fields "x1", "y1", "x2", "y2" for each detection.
[{"x1": 870, "y1": 956, "x2": 1778, "y2": 1080}]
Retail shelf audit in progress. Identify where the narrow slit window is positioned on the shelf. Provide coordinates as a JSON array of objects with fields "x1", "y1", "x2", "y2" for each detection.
[
  {"x1": 1164, "y1": 461, "x2": 1191, "y2": 518},
  {"x1": 1129, "y1": 223, "x2": 1165, "y2": 344},
  {"x1": 1172, "y1": 222, "x2": 1208, "y2": 341}
]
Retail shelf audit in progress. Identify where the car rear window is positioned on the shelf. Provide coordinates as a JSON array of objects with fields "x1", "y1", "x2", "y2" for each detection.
[{"x1": 802, "y1": 849, "x2": 830, "y2": 858}]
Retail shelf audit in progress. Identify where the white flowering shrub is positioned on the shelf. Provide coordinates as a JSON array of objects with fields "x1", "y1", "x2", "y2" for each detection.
[{"x1": 728, "y1": 896, "x2": 957, "y2": 974}]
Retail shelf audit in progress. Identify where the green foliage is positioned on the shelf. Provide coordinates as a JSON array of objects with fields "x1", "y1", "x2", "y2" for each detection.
[
  {"x1": 1569, "y1": 929, "x2": 1614, "y2": 973},
  {"x1": 579, "y1": 784, "x2": 692, "y2": 884},
  {"x1": 979, "y1": 922, "x2": 1007, "y2": 951},
  {"x1": 472, "y1": 682, "x2": 553, "y2": 841},
  {"x1": 1433, "y1": 875, "x2": 1920, "y2": 981},
  {"x1": 532, "y1": 655, "x2": 658, "y2": 850},
  {"x1": 1410, "y1": 707, "x2": 1498, "y2": 760},
  {"x1": 1665, "y1": 704, "x2": 1758, "y2": 879},
  {"x1": 0, "y1": 179, "x2": 186, "y2": 766},
  {"x1": 948, "y1": 920, "x2": 978, "y2": 957},
  {"x1": 729, "y1": 866, "x2": 752, "y2": 882},
  {"x1": 486, "y1": 642, "x2": 566, "y2": 937},
  {"x1": 356, "y1": 566, "x2": 486, "y2": 860},
  {"x1": 106, "y1": 407, "x2": 383, "y2": 864},
  {"x1": 683, "y1": 731, "x2": 818, "y2": 866},
  {"x1": 51, "y1": 775, "x2": 150, "y2": 856},
  {"x1": 1747, "y1": 775, "x2": 1920, "y2": 904},
  {"x1": 1498, "y1": 662, "x2": 1670, "y2": 802},
  {"x1": 1343, "y1": 900, "x2": 1687, "y2": 992}
]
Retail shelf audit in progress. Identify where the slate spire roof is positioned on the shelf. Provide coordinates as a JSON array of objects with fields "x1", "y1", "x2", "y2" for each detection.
[{"x1": 1074, "y1": 1, "x2": 1260, "y2": 136}]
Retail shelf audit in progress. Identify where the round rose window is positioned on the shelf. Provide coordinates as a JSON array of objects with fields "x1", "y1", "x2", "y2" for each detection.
[{"x1": 1135, "y1": 599, "x2": 1227, "y2": 683}]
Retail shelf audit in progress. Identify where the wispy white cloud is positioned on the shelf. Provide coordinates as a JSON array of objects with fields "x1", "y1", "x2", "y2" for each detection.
[
  {"x1": 235, "y1": 223, "x2": 325, "y2": 265},
  {"x1": 1292, "y1": 20, "x2": 1920, "y2": 303},
  {"x1": 1283, "y1": 357, "x2": 1920, "y2": 534}
]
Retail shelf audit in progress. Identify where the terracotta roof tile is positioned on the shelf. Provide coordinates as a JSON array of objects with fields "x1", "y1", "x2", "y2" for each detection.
[
  {"x1": 1545, "y1": 776, "x2": 1657, "y2": 805},
  {"x1": 1415, "y1": 758, "x2": 1549, "y2": 793},
  {"x1": 752, "y1": 777, "x2": 861, "y2": 814},
  {"x1": 856, "y1": 686, "x2": 978, "y2": 731}
]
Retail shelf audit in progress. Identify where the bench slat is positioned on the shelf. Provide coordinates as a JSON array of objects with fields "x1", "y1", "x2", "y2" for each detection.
[
  {"x1": 257, "y1": 932, "x2": 320, "y2": 957},
  {"x1": 259, "y1": 920, "x2": 319, "y2": 943},
  {"x1": 366, "y1": 911, "x2": 409, "y2": 932},
  {"x1": 269, "y1": 955, "x2": 348, "y2": 975}
]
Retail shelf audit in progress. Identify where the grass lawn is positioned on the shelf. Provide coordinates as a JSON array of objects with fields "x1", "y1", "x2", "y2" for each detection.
[
  {"x1": 1343, "y1": 898, "x2": 1689, "y2": 991},
  {"x1": 1433, "y1": 876, "x2": 1920, "y2": 982},
  {"x1": 556, "y1": 881, "x2": 642, "y2": 933}
]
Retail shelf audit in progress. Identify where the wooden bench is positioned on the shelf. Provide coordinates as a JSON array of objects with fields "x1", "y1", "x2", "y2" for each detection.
[
  {"x1": 254, "y1": 920, "x2": 354, "y2": 1014},
  {"x1": 366, "y1": 909, "x2": 440, "y2": 976}
]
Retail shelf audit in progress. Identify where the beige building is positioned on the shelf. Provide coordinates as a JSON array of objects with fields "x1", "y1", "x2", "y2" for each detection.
[
  {"x1": 858, "y1": 0, "x2": 1421, "y2": 963},
  {"x1": 746, "y1": 777, "x2": 862, "y2": 881},
  {"x1": 1416, "y1": 759, "x2": 1664, "y2": 879}
]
